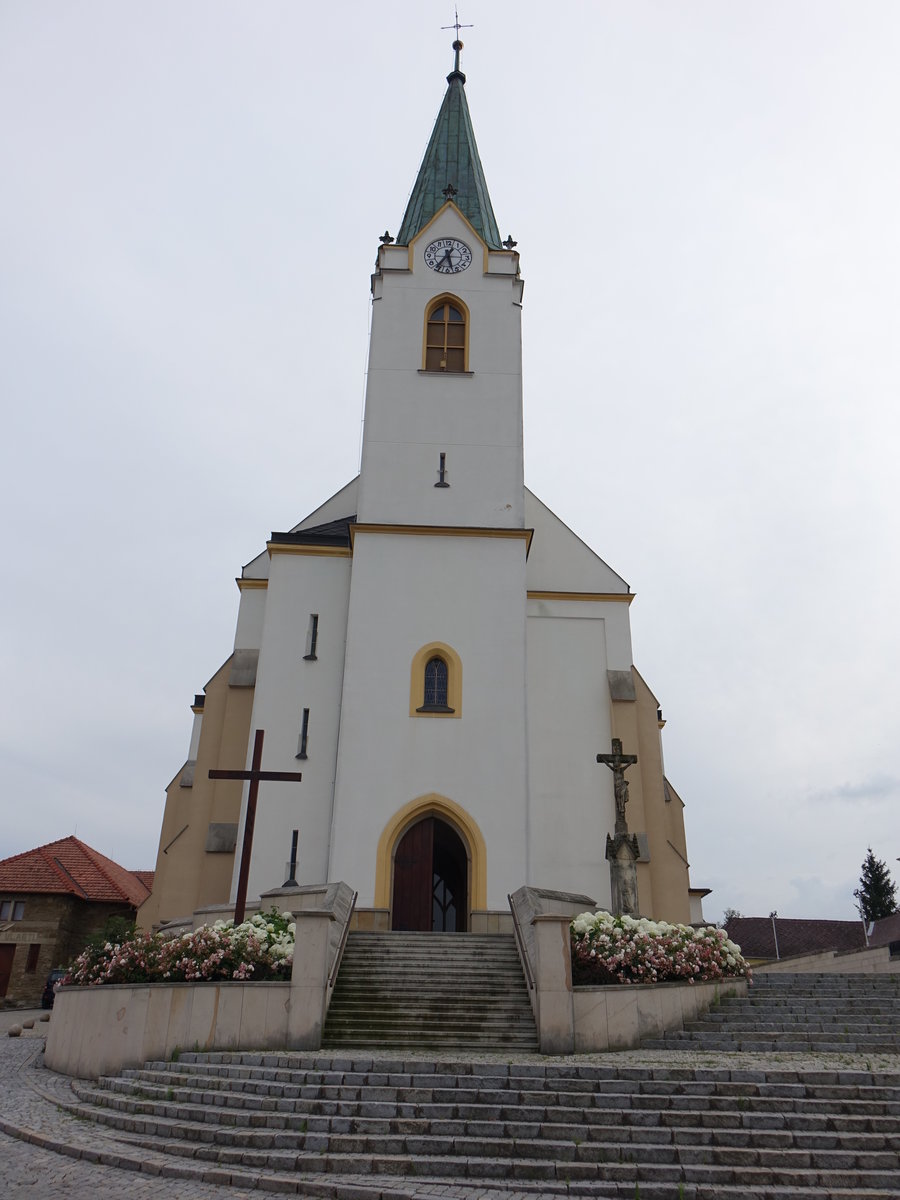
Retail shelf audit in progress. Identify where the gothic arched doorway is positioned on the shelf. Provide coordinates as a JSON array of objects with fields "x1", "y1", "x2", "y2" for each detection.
[{"x1": 391, "y1": 816, "x2": 469, "y2": 932}]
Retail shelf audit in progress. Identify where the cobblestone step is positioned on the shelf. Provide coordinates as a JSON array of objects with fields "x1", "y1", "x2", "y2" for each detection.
[
  {"x1": 52, "y1": 1051, "x2": 900, "y2": 1195},
  {"x1": 642, "y1": 973, "x2": 900, "y2": 1055}
]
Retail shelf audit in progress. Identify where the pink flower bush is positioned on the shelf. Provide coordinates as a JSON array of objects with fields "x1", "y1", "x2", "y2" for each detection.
[
  {"x1": 571, "y1": 911, "x2": 750, "y2": 986},
  {"x1": 63, "y1": 908, "x2": 295, "y2": 987}
]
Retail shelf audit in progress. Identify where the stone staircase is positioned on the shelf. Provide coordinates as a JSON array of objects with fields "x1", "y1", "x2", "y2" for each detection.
[
  {"x1": 641, "y1": 972, "x2": 900, "y2": 1054},
  {"x1": 63, "y1": 1052, "x2": 900, "y2": 1197},
  {"x1": 322, "y1": 931, "x2": 538, "y2": 1051}
]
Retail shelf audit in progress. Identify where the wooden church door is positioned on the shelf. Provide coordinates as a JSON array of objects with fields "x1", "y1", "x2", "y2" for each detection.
[{"x1": 392, "y1": 817, "x2": 468, "y2": 932}]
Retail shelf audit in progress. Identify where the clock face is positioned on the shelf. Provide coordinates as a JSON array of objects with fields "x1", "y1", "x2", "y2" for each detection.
[{"x1": 424, "y1": 237, "x2": 472, "y2": 274}]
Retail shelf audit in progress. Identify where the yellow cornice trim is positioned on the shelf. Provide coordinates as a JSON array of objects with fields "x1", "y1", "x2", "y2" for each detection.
[
  {"x1": 351, "y1": 523, "x2": 533, "y2": 555},
  {"x1": 527, "y1": 590, "x2": 634, "y2": 604},
  {"x1": 236, "y1": 577, "x2": 269, "y2": 590},
  {"x1": 266, "y1": 542, "x2": 352, "y2": 558},
  {"x1": 374, "y1": 793, "x2": 487, "y2": 913},
  {"x1": 190, "y1": 705, "x2": 204, "y2": 714}
]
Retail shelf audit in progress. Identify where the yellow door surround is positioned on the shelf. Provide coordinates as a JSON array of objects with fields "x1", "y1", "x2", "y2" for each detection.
[{"x1": 374, "y1": 793, "x2": 488, "y2": 913}]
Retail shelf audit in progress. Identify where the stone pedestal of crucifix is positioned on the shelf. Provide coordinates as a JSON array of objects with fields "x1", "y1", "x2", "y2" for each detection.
[{"x1": 596, "y1": 737, "x2": 641, "y2": 917}]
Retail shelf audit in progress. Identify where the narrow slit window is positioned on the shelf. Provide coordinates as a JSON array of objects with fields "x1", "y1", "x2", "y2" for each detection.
[
  {"x1": 297, "y1": 708, "x2": 310, "y2": 759},
  {"x1": 304, "y1": 613, "x2": 319, "y2": 660},
  {"x1": 425, "y1": 300, "x2": 466, "y2": 372},
  {"x1": 25, "y1": 944, "x2": 40, "y2": 974}
]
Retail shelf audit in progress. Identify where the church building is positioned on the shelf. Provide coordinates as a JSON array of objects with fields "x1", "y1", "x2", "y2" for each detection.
[{"x1": 140, "y1": 43, "x2": 702, "y2": 935}]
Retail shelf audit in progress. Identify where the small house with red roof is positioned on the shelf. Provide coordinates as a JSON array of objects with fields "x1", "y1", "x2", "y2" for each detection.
[{"x1": 0, "y1": 836, "x2": 153, "y2": 1006}]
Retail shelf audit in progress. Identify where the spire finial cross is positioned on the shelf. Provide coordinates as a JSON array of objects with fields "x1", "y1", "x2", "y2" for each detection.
[{"x1": 442, "y1": 8, "x2": 473, "y2": 75}]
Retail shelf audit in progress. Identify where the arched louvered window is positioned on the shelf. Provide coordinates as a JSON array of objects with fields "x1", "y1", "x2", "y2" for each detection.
[{"x1": 424, "y1": 298, "x2": 467, "y2": 372}]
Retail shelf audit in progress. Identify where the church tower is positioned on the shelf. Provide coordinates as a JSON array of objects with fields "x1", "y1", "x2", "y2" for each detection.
[
  {"x1": 330, "y1": 42, "x2": 529, "y2": 927},
  {"x1": 139, "y1": 42, "x2": 700, "y2": 935}
]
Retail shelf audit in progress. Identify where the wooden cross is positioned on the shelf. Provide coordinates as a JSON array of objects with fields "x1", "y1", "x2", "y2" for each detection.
[
  {"x1": 209, "y1": 729, "x2": 302, "y2": 924},
  {"x1": 596, "y1": 737, "x2": 638, "y2": 836}
]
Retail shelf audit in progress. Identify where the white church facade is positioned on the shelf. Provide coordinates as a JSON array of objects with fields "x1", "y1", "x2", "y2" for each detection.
[{"x1": 140, "y1": 46, "x2": 702, "y2": 935}]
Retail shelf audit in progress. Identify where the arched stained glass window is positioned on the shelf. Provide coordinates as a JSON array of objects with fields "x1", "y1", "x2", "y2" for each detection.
[
  {"x1": 423, "y1": 656, "x2": 449, "y2": 708},
  {"x1": 425, "y1": 299, "x2": 467, "y2": 372}
]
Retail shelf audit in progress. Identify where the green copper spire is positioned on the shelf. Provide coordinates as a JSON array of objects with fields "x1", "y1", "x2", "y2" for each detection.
[{"x1": 397, "y1": 40, "x2": 502, "y2": 250}]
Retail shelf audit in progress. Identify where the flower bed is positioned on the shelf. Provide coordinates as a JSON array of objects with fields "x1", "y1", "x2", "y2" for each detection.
[
  {"x1": 63, "y1": 908, "x2": 295, "y2": 987},
  {"x1": 571, "y1": 910, "x2": 750, "y2": 986}
]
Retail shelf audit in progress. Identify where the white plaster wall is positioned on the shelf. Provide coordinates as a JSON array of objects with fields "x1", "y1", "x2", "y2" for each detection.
[
  {"x1": 329, "y1": 530, "x2": 529, "y2": 908},
  {"x1": 526, "y1": 607, "x2": 615, "y2": 908},
  {"x1": 233, "y1": 552, "x2": 351, "y2": 904},
  {"x1": 293, "y1": 477, "x2": 359, "y2": 531},
  {"x1": 358, "y1": 208, "x2": 524, "y2": 528},
  {"x1": 524, "y1": 490, "x2": 630, "y2": 595},
  {"x1": 233, "y1": 585, "x2": 267, "y2": 651}
]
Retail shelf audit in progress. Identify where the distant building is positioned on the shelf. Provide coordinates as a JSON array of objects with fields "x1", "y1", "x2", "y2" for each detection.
[
  {"x1": 0, "y1": 836, "x2": 152, "y2": 1006},
  {"x1": 725, "y1": 913, "x2": 900, "y2": 964}
]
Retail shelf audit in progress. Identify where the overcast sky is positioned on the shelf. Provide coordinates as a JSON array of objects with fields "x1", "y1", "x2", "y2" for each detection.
[{"x1": 2, "y1": 2, "x2": 898, "y2": 923}]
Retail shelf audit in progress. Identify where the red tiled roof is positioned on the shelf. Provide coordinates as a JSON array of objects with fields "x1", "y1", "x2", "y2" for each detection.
[
  {"x1": 870, "y1": 911, "x2": 900, "y2": 948},
  {"x1": 131, "y1": 870, "x2": 155, "y2": 893},
  {"x1": 0, "y1": 837, "x2": 153, "y2": 907},
  {"x1": 725, "y1": 916, "x2": 867, "y2": 961}
]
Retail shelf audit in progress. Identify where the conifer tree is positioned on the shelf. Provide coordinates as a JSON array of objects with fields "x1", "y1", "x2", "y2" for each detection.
[{"x1": 853, "y1": 848, "x2": 898, "y2": 921}]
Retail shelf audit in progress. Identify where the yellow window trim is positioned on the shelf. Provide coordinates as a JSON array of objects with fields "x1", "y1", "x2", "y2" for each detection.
[
  {"x1": 374, "y1": 793, "x2": 487, "y2": 912},
  {"x1": 422, "y1": 292, "x2": 470, "y2": 373},
  {"x1": 410, "y1": 641, "x2": 462, "y2": 718}
]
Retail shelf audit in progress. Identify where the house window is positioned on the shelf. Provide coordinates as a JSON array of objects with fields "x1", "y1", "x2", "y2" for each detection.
[
  {"x1": 423, "y1": 657, "x2": 449, "y2": 708},
  {"x1": 2, "y1": 901, "x2": 25, "y2": 921},
  {"x1": 424, "y1": 297, "x2": 467, "y2": 372},
  {"x1": 25, "y1": 944, "x2": 40, "y2": 974},
  {"x1": 410, "y1": 642, "x2": 462, "y2": 717},
  {"x1": 13, "y1": 902, "x2": 24, "y2": 921},
  {"x1": 0, "y1": 901, "x2": 10, "y2": 920}
]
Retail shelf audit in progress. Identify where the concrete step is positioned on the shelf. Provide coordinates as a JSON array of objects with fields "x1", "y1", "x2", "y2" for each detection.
[
  {"x1": 323, "y1": 930, "x2": 537, "y2": 1053},
  {"x1": 60, "y1": 1054, "x2": 900, "y2": 1196}
]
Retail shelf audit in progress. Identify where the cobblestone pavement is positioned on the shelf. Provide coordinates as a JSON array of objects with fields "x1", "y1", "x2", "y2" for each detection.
[{"x1": 2, "y1": 1025, "x2": 899, "y2": 1200}]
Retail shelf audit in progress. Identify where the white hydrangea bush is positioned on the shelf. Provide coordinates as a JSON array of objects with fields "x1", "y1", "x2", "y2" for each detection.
[
  {"x1": 64, "y1": 907, "x2": 296, "y2": 986},
  {"x1": 570, "y1": 910, "x2": 750, "y2": 986}
]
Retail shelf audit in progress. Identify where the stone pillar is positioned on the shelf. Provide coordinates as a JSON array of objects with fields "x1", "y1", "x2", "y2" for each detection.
[
  {"x1": 287, "y1": 909, "x2": 336, "y2": 1049},
  {"x1": 531, "y1": 914, "x2": 575, "y2": 1054},
  {"x1": 606, "y1": 832, "x2": 641, "y2": 917}
]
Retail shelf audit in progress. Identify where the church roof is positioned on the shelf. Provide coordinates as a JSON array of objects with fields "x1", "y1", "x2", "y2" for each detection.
[
  {"x1": 397, "y1": 47, "x2": 501, "y2": 250},
  {"x1": 271, "y1": 515, "x2": 354, "y2": 547},
  {"x1": 0, "y1": 835, "x2": 153, "y2": 907}
]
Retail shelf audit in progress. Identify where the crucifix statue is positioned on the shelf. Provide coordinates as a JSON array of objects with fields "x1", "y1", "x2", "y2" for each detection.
[
  {"x1": 596, "y1": 736, "x2": 641, "y2": 916},
  {"x1": 596, "y1": 737, "x2": 638, "y2": 836},
  {"x1": 209, "y1": 729, "x2": 302, "y2": 924}
]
